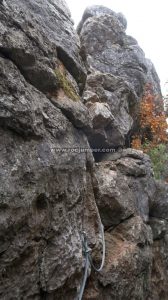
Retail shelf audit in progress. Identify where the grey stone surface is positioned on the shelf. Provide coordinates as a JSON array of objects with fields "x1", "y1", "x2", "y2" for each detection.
[
  {"x1": 0, "y1": 0, "x2": 86, "y2": 93},
  {"x1": 50, "y1": 91, "x2": 92, "y2": 133},
  {"x1": 150, "y1": 181, "x2": 168, "y2": 220},
  {"x1": 149, "y1": 218, "x2": 168, "y2": 300},
  {"x1": 79, "y1": 5, "x2": 162, "y2": 149},
  {"x1": 77, "y1": 5, "x2": 127, "y2": 34},
  {"x1": 83, "y1": 71, "x2": 138, "y2": 148},
  {"x1": 0, "y1": 5, "x2": 98, "y2": 299},
  {"x1": 148, "y1": 183, "x2": 168, "y2": 300},
  {"x1": 146, "y1": 59, "x2": 162, "y2": 96},
  {"x1": 0, "y1": 1, "x2": 168, "y2": 300},
  {"x1": 93, "y1": 149, "x2": 156, "y2": 227},
  {"x1": 78, "y1": 5, "x2": 151, "y2": 148},
  {"x1": 79, "y1": 6, "x2": 148, "y2": 97}
]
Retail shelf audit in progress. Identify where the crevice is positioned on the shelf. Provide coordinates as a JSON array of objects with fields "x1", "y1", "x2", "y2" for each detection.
[
  {"x1": 49, "y1": 97, "x2": 89, "y2": 134},
  {"x1": 149, "y1": 214, "x2": 168, "y2": 221},
  {"x1": 47, "y1": 0, "x2": 70, "y2": 20},
  {"x1": 39, "y1": 288, "x2": 47, "y2": 300},
  {"x1": 105, "y1": 213, "x2": 135, "y2": 232},
  {"x1": 57, "y1": 46, "x2": 86, "y2": 94},
  {"x1": 0, "y1": 119, "x2": 43, "y2": 141},
  {"x1": 152, "y1": 235, "x2": 166, "y2": 242}
]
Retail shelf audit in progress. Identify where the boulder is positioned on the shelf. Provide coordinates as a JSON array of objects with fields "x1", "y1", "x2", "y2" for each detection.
[
  {"x1": 77, "y1": 5, "x2": 127, "y2": 34},
  {"x1": 149, "y1": 181, "x2": 168, "y2": 220},
  {"x1": 50, "y1": 92, "x2": 92, "y2": 133},
  {"x1": 79, "y1": 6, "x2": 148, "y2": 97},
  {"x1": 93, "y1": 149, "x2": 156, "y2": 227},
  {"x1": 87, "y1": 102, "x2": 114, "y2": 129}
]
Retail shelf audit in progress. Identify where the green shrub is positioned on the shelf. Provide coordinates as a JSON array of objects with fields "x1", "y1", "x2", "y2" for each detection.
[
  {"x1": 148, "y1": 144, "x2": 168, "y2": 180},
  {"x1": 55, "y1": 69, "x2": 79, "y2": 102}
]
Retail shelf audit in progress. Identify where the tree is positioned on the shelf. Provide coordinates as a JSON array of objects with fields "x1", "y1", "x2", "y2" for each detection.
[{"x1": 132, "y1": 83, "x2": 167, "y2": 152}]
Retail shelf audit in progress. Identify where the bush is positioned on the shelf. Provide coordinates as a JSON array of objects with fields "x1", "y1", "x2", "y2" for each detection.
[
  {"x1": 131, "y1": 84, "x2": 168, "y2": 179},
  {"x1": 132, "y1": 84, "x2": 167, "y2": 151},
  {"x1": 148, "y1": 144, "x2": 168, "y2": 180}
]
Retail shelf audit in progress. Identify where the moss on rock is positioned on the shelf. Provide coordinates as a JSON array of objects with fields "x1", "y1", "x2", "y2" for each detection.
[{"x1": 55, "y1": 69, "x2": 80, "y2": 101}]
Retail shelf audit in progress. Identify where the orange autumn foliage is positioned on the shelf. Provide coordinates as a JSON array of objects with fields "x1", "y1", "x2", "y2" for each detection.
[
  {"x1": 131, "y1": 136, "x2": 142, "y2": 150},
  {"x1": 132, "y1": 84, "x2": 167, "y2": 151}
]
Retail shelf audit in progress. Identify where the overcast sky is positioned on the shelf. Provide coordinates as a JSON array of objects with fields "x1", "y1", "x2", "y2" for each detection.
[{"x1": 66, "y1": 0, "x2": 168, "y2": 94}]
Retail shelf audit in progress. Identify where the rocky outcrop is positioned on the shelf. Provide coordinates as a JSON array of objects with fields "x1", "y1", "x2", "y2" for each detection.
[
  {"x1": 146, "y1": 59, "x2": 162, "y2": 96},
  {"x1": 0, "y1": 1, "x2": 168, "y2": 300},
  {"x1": 83, "y1": 71, "x2": 138, "y2": 149},
  {"x1": 79, "y1": 5, "x2": 162, "y2": 149},
  {"x1": 79, "y1": 5, "x2": 148, "y2": 96}
]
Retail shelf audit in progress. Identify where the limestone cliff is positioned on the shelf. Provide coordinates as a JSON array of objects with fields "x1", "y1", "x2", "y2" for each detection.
[{"x1": 0, "y1": 1, "x2": 167, "y2": 300}]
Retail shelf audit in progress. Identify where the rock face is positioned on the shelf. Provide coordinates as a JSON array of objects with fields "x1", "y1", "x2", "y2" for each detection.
[
  {"x1": 149, "y1": 182, "x2": 168, "y2": 300},
  {"x1": 84, "y1": 216, "x2": 153, "y2": 300},
  {"x1": 0, "y1": 1, "x2": 168, "y2": 300},
  {"x1": 0, "y1": 52, "x2": 101, "y2": 299},
  {"x1": 82, "y1": 150, "x2": 156, "y2": 299},
  {"x1": 93, "y1": 149, "x2": 155, "y2": 228},
  {"x1": 79, "y1": 5, "x2": 148, "y2": 97},
  {"x1": 84, "y1": 71, "x2": 138, "y2": 149},
  {"x1": 79, "y1": 5, "x2": 162, "y2": 149},
  {"x1": 0, "y1": 0, "x2": 86, "y2": 92},
  {"x1": 0, "y1": 1, "x2": 97, "y2": 299}
]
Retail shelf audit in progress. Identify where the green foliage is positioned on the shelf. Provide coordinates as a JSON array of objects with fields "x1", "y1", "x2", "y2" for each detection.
[
  {"x1": 55, "y1": 69, "x2": 80, "y2": 101},
  {"x1": 148, "y1": 144, "x2": 168, "y2": 180}
]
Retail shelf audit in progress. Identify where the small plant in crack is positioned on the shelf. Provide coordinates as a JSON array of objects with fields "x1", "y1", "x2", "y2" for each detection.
[{"x1": 55, "y1": 68, "x2": 80, "y2": 102}]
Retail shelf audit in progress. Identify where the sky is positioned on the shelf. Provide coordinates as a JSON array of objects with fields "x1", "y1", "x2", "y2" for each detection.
[{"x1": 66, "y1": 0, "x2": 168, "y2": 95}]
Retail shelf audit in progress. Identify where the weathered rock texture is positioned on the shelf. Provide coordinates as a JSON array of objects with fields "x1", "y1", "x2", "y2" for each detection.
[
  {"x1": 148, "y1": 182, "x2": 168, "y2": 300},
  {"x1": 0, "y1": 1, "x2": 97, "y2": 299},
  {"x1": 79, "y1": 5, "x2": 162, "y2": 149},
  {"x1": 82, "y1": 149, "x2": 156, "y2": 299},
  {"x1": 93, "y1": 149, "x2": 155, "y2": 228},
  {"x1": 84, "y1": 71, "x2": 137, "y2": 149},
  {"x1": 84, "y1": 216, "x2": 153, "y2": 300},
  {"x1": 0, "y1": 55, "x2": 100, "y2": 299},
  {"x1": 0, "y1": 1, "x2": 168, "y2": 300},
  {"x1": 0, "y1": 0, "x2": 86, "y2": 92}
]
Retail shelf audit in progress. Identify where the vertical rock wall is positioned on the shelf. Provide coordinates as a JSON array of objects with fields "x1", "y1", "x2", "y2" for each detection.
[
  {"x1": 0, "y1": 1, "x2": 98, "y2": 299},
  {"x1": 0, "y1": 1, "x2": 168, "y2": 300}
]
